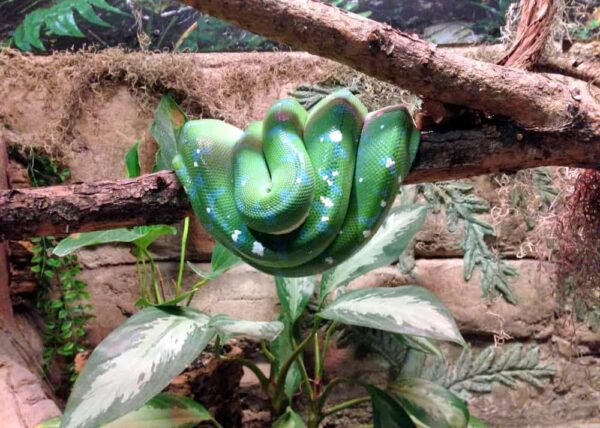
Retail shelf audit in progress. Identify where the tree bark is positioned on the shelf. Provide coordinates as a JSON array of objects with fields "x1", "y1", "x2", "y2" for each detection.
[
  {"x1": 498, "y1": 0, "x2": 555, "y2": 69},
  {"x1": 0, "y1": 139, "x2": 14, "y2": 326},
  {"x1": 179, "y1": 0, "x2": 600, "y2": 134},
  {"x1": 2, "y1": 122, "x2": 599, "y2": 241}
]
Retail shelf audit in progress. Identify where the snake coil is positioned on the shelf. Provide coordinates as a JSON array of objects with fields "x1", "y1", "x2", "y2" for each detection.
[{"x1": 173, "y1": 90, "x2": 419, "y2": 277}]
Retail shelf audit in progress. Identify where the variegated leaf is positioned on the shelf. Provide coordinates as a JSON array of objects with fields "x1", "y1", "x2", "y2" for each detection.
[
  {"x1": 61, "y1": 307, "x2": 215, "y2": 428},
  {"x1": 42, "y1": 393, "x2": 213, "y2": 428},
  {"x1": 209, "y1": 314, "x2": 283, "y2": 341},
  {"x1": 318, "y1": 286, "x2": 465, "y2": 345},
  {"x1": 391, "y1": 378, "x2": 469, "y2": 428},
  {"x1": 320, "y1": 205, "x2": 427, "y2": 298},
  {"x1": 275, "y1": 276, "x2": 315, "y2": 322},
  {"x1": 365, "y1": 385, "x2": 416, "y2": 428}
]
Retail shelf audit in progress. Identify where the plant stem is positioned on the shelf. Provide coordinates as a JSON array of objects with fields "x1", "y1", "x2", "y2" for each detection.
[
  {"x1": 228, "y1": 357, "x2": 270, "y2": 392},
  {"x1": 318, "y1": 321, "x2": 337, "y2": 380},
  {"x1": 142, "y1": 248, "x2": 163, "y2": 304},
  {"x1": 210, "y1": 418, "x2": 224, "y2": 428},
  {"x1": 271, "y1": 331, "x2": 315, "y2": 415},
  {"x1": 134, "y1": 255, "x2": 145, "y2": 301},
  {"x1": 156, "y1": 15, "x2": 178, "y2": 49},
  {"x1": 175, "y1": 217, "x2": 190, "y2": 296},
  {"x1": 260, "y1": 340, "x2": 276, "y2": 363},
  {"x1": 185, "y1": 278, "x2": 208, "y2": 306},
  {"x1": 320, "y1": 396, "x2": 370, "y2": 419}
]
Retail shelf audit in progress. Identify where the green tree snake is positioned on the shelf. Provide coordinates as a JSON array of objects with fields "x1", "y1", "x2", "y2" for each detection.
[{"x1": 172, "y1": 90, "x2": 420, "y2": 277}]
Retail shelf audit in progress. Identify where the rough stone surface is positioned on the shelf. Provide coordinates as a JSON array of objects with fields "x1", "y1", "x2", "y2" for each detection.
[
  {"x1": 190, "y1": 264, "x2": 279, "y2": 321},
  {"x1": 0, "y1": 314, "x2": 61, "y2": 427}
]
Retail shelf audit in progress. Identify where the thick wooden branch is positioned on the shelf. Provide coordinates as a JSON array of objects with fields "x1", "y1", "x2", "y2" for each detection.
[
  {"x1": 180, "y1": 0, "x2": 600, "y2": 133},
  {"x1": 498, "y1": 0, "x2": 554, "y2": 69},
  {"x1": 0, "y1": 172, "x2": 191, "y2": 241},
  {"x1": 2, "y1": 124, "x2": 599, "y2": 241},
  {"x1": 0, "y1": 139, "x2": 13, "y2": 325}
]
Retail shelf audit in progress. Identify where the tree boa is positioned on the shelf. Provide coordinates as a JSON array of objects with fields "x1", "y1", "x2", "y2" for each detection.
[{"x1": 173, "y1": 90, "x2": 419, "y2": 277}]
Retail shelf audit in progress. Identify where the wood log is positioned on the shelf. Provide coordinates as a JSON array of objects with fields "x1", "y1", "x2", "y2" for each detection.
[
  {"x1": 179, "y1": 0, "x2": 600, "y2": 135},
  {"x1": 0, "y1": 139, "x2": 14, "y2": 325},
  {"x1": 1, "y1": 122, "x2": 599, "y2": 241}
]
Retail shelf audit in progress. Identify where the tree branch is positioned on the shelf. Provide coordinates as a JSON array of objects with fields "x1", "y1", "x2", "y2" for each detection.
[
  {"x1": 498, "y1": 0, "x2": 555, "y2": 69},
  {"x1": 0, "y1": 139, "x2": 14, "y2": 325},
  {"x1": 179, "y1": 0, "x2": 600, "y2": 133},
  {"x1": 2, "y1": 123, "x2": 598, "y2": 241}
]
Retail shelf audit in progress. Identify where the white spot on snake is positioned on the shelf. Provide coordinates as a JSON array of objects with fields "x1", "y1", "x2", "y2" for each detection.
[
  {"x1": 380, "y1": 124, "x2": 385, "y2": 129},
  {"x1": 206, "y1": 208, "x2": 211, "y2": 213},
  {"x1": 380, "y1": 200, "x2": 387, "y2": 207},
  {"x1": 325, "y1": 257, "x2": 334, "y2": 265},
  {"x1": 296, "y1": 177, "x2": 302, "y2": 184},
  {"x1": 330, "y1": 130, "x2": 343, "y2": 143},
  {"x1": 241, "y1": 179, "x2": 248, "y2": 187},
  {"x1": 358, "y1": 177, "x2": 364, "y2": 183},
  {"x1": 332, "y1": 170, "x2": 339, "y2": 177},
  {"x1": 363, "y1": 230, "x2": 372, "y2": 238},
  {"x1": 320, "y1": 196, "x2": 334, "y2": 208},
  {"x1": 193, "y1": 161, "x2": 199, "y2": 167},
  {"x1": 339, "y1": 230, "x2": 343, "y2": 235},
  {"x1": 252, "y1": 241, "x2": 265, "y2": 256},
  {"x1": 320, "y1": 137, "x2": 324, "y2": 143},
  {"x1": 322, "y1": 175, "x2": 333, "y2": 187},
  {"x1": 385, "y1": 158, "x2": 396, "y2": 170},
  {"x1": 321, "y1": 216, "x2": 329, "y2": 222},
  {"x1": 231, "y1": 230, "x2": 241, "y2": 242},
  {"x1": 196, "y1": 149, "x2": 201, "y2": 154}
]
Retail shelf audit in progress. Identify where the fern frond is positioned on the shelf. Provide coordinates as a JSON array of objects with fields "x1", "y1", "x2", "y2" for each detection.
[
  {"x1": 422, "y1": 345, "x2": 555, "y2": 399},
  {"x1": 13, "y1": 0, "x2": 125, "y2": 51},
  {"x1": 419, "y1": 181, "x2": 518, "y2": 303}
]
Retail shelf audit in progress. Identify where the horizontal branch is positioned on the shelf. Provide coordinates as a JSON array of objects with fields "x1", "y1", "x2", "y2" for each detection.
[
  {"x1": 2, "y1": 123, "x2": 598, "y2": 241},
  {"x1": 0, "y1": 172, "x2": 191, "y2": 241},
  {"x1": 180, "y1": 0, "x2": 600, "y2": 133}
]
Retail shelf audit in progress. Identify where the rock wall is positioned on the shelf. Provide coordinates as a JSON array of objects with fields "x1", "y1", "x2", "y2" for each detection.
[{"x1": 2, "y1": 50, "x2": 599, "y2": 427}]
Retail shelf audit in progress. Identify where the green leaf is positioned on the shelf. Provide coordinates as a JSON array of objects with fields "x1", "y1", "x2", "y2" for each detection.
[
  {"x1": 61, "y1": 306, "x2": 215, "y2": 428},
  {"x1": 275, "y1": 276, "x2": 315, "y2": 322},
  {"x1": 36, "y1": 417, "x2": 61, "y2": 428},
  {"x1": 272, "y1": 406, "x2": 306, "y2": 428},
  {"x1": 53, "y1": 225, "x2": 176, "y2": 256},
  {"x1": 209, "y1": 314, "x2": 283, "y2": 341},
  {"x1": 188, "y1": 242, "x2": 241, "y2": 280},
  {"x1": 151, "y1": 95, "x2": 188, "y2": 172},
  {"x1": 320, "y1": 205, "x2": 427, "y2": 298},
  {"x1": 44, "y1": 9, "x2": 85, "y2": 37},
  {"x1": 365, "y1": 385, "x2": 416, "y2": 428},
  {"x1": 318, "y1": 286, "x2": 465, "y2": 345},
  {"x1": 270, "y1": 314, "x2": 302, "y2": 400},
  {"x1": 125, "y1": 141, "x2": 141, "y2": 178},
  {"x1": 468, "y1": 415, "x2": 488, "y2": 428},
  {"x1": 391, "y1": 378, "x2": 469, "y2": 428},
  {"x1": 39, "y1": 393, "x2": 213, "y2": 428},
  {"x1": 131, "y1": 225, "x2": 178, "y2": 251},
  {"x1": 73, "y1": 2, "x2": 111, "y2": 27}
]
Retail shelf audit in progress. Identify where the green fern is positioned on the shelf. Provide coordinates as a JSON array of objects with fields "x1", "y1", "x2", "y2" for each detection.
[
  {"x1": 419, "y1": 181, "x2": 518, "y2": 303},
  {"x1": 12, "y1": 0, "x2": 125, "y2": 51},
  {"x1": 421, "y1": 344, "x2": 555, "y2": 399}
]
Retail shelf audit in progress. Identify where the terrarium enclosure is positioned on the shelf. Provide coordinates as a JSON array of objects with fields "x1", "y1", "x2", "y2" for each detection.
[{"x1": 0, "y1": 1, "x2": 600, "y2": 427}]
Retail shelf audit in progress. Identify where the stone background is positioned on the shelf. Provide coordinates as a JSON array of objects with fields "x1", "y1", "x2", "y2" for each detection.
[{"x1": 2, "y1": 50, "x2": 600, "y2": 427}]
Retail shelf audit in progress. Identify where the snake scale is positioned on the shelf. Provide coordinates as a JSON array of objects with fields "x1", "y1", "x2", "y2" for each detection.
[{"x1": 172, "y1": 89, "x2": 420, "y2": 277}]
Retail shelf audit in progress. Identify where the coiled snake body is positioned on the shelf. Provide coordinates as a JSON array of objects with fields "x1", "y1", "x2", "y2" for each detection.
[{"x1": 173, "y1": 90, "x2": 419, "y2": 277}]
